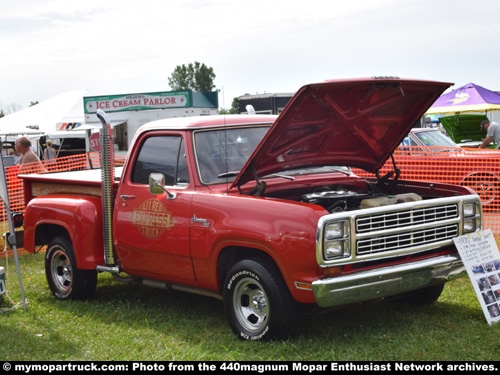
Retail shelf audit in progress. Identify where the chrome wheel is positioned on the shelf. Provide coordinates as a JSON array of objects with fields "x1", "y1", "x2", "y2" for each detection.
[
  {"x1": 232, "y1": 277, "x2": 269, "y2": 333},
  {"x1": 49, "y1": 249, "x2": 73, "y2": 295},
  {"x1": 45, "y1": 237, "x2": 97, "y2": 300},
  {"x1": 223, "y1": 258, "x2": 298, "y2": 341}
]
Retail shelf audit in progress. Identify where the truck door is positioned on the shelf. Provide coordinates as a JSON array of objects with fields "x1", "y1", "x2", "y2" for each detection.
[{"x1": 113, "y1": 133, "x2": 195, "y2": 283}]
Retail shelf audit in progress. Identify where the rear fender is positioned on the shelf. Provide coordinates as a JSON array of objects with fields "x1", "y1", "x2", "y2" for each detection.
[{"x1": 24, "y1": 195, "x2": 105, "y2": 269}]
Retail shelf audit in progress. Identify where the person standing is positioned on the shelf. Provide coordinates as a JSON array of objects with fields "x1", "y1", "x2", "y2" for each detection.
[
  {"x1": 479, "y1": 120, "x2": 500, "y2": 149},
  {"x1": 15, "y1": 136, "x2": 46, "y2": 174},
  {"x1": 9, "y1": 149, "x2": 21, "y2": 164},
  {"x1": 43, "y1": 139, "x2": 57, "y2": 163}
]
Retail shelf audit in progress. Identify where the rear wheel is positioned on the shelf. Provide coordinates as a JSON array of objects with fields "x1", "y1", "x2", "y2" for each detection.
[
  {"x1": 223, "y1": 258, "x2": 299, "y2": 341},
  {"x1": 45, "y1": 237, "x2": 97, "y2": 300}
]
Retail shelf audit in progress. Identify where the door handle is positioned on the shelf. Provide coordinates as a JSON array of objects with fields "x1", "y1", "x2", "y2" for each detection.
[{"x1": 120, "y1": 195, "x2": 135, "y2": 200}]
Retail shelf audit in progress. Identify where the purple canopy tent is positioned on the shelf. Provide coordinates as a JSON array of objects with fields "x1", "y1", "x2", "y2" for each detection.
[{"x1": 426, "y1": 82, "x2": 500, "y2": 114}]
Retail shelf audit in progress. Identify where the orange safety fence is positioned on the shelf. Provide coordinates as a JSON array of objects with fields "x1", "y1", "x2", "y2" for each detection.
[
  {"x1": 0, "y1": 152, "x2": 126, "y2": 257},
  {"x1": 1, "y1": 147, "x2": 500, "y2": 257},
  {"x1": 352, "y1": 145, "x2": 500, "y2": 242}
]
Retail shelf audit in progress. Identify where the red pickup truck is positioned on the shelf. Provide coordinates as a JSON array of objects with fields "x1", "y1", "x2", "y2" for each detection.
[{"x1": 18, "y1": 77, "x2": 482, "y2": 341}]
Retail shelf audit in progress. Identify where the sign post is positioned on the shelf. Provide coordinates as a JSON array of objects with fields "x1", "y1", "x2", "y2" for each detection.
[{"x1": 0, "y1": 141, "x2": 27, "y2": 310}]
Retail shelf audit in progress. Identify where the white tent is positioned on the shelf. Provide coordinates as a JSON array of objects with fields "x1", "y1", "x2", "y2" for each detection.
[{"x1": 0, "y1": 89, "x2": 88, "y2": 135}]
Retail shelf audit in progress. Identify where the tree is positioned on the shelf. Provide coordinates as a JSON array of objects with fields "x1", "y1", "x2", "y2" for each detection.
[
  {"x1": 0, "y1": 99, "x2": 36, "y2": 116},
  {"x1": 3, "y1": 102, "x2": 23, "y2": 115},
  {"x1": 230, "y1": 97, "x2": 240, "y2": 114},
  {"x1": 218, "y1": 97, "x2": 240, "y2": 114},
  {"x1": 168, "y1": 62, "x2": 216, "y2": 92}
]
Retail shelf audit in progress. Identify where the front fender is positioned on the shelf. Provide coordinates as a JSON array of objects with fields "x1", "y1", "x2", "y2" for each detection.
[{"x1": 24, "y1": 194, "x2": 105, "y2": 269}]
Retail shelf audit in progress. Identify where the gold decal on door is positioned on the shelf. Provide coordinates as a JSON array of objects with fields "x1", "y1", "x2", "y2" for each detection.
[{"x1": 129, "y1": 199, "x2": 176, "y2": 239}]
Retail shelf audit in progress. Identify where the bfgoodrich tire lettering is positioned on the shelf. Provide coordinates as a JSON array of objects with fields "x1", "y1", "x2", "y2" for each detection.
[
  {"x1": 45, "y1": 237, "x2": 97, "y2": 300},
  {"x1": 223, "y1": 258, "x2": 298, "y2": 341}
]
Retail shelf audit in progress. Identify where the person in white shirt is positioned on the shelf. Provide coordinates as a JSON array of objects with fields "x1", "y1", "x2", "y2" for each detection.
[{"x1": 479, "y1": 120, "x2": 500, "y2": 149}]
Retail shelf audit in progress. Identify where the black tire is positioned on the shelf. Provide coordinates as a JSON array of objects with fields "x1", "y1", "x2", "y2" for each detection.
[
  {"x1": 223, "y1": 258, "x2": 299, "y2": 341},
  {"x1": 391, "y1": 283, "x2": 445, "y2": 305},
  {"x1": 45, "y1": 236, "x2": 97, "y2": 300}
]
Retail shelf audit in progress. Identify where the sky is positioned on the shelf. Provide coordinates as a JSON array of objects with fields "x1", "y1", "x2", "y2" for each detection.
[{"x1": 1, "y1": 0, "x2": 500, "y2": 112}]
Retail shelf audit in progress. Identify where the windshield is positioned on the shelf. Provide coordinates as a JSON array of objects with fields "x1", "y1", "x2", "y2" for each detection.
[
  {"x1": 194, "y1": 126, "x2": 270, "y2": 184},
  {"x1": 194, "y1": 126, "x2": 354, "y2": 184},
  {"x1": 413, "y1": 129, "x2": 457, "y2": 147}
]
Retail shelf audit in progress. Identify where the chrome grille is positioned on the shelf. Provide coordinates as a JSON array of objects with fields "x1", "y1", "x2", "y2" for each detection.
[
  {"x1": 357, "y1": 224, "x2": 459, "y2": 255},
  {"x1": 357, "y1": 204, "x2": 458, "y2": 233},
  {"x1": 356, "y1": 204, "x2": 459, "y2": 255}
]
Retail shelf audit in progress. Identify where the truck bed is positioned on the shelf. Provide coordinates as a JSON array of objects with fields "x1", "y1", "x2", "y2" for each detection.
[{"x1": 20, "y1": 167, "x2": 123, "y2": 198}]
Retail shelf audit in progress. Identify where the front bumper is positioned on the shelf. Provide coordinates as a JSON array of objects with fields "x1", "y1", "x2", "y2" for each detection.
[{"x1": 311, "y1": 254, "x2": 465, "y2": 307}]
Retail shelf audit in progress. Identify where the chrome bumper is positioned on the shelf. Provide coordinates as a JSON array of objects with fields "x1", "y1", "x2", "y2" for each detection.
[{"x1": 311, "y1": 255, "x2": 465, "y2": 307}]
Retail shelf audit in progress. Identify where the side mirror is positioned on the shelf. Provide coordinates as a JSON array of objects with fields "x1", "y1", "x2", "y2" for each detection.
[
  {"x1": 149, "y1": 173, "x2": 176, "y2": 199},
  {"x1": 149, "y1": 173, "x2": 165, "y2": 195}
]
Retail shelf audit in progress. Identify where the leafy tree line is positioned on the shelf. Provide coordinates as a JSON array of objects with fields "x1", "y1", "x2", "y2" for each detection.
[
  {"x1": 168, "y1": 61, "x2": 238, "y2": 114},
  {"x1": 168, "y1": 61, "x2": 216, "y2": 92}
]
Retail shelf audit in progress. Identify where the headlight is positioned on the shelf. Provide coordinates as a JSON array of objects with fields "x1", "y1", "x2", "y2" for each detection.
[
  {"x1": 323, "y1": 220, "x2": 350, "y2": 260},
  {"x1": 463, "y1": 202, "x2": 476, "y2": 217},
  {"x1": 463, "y1": 218, "x2": 477, "y2": 233},
  {"x1": 463, "y1": 201, "x2": 480, "y2": 234},
  {"x1": 325, "y1": 222, "x2": 347, "y2": 239},
  {"x1": 325, "y1": 240, "x2": 350, "y2": 259}
]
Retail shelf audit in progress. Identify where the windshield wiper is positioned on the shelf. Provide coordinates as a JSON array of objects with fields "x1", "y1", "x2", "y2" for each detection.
[
  {"x1": 264, "y1": 173, "x2": 295, "y2": 181},
  {"x1": 328, "y1": 167, "x2": 352, "y2": 176},
  {"x1": 218, "y1": 171, "x2": 239, "y2": 178}
]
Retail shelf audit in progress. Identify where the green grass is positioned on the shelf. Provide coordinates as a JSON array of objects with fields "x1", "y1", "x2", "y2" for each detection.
[{"x1": 0, "y1": 252, "x2": 498, "y2": 361}]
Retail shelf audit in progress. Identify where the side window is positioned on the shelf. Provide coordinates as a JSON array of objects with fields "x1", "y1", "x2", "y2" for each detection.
[{"x1": 131, "y1": 136, "x2": 189, "y2": 186}]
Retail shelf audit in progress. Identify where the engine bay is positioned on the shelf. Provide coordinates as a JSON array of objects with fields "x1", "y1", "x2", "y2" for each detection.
[
  {"x1": 301, "y1": 187, "x2": 422, "y2": 213},
  {"x1": 301, "y1": 189, "x2": 370, "y2": 212}
]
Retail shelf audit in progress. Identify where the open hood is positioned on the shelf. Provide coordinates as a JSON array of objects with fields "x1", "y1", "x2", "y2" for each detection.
[
  {"x1": 438, "y1": 114, "x2": 488, "y2": 146},
  {"x1": 232, "y1": 77, "x2": 452, "y2": 188}
]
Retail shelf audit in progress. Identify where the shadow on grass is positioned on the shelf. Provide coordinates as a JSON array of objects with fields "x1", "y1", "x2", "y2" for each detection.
[{"x1": 34, "y1": 272, "x2": 489, "y2": 343}]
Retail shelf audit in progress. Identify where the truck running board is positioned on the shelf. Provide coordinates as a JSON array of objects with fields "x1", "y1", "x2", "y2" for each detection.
[{"x1": 143, "y1": 279, "x2": 223, "y2": 300}]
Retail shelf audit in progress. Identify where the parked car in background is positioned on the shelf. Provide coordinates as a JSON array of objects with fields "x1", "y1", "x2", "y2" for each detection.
[
  {"x1": 396, "y1": 127, "x2": 500, "y2": 210},
  {"x1": 401, "y1": 127, "x2": 457, "y2": 149}
]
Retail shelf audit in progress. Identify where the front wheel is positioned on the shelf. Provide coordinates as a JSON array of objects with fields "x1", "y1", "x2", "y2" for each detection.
[
  {"x1": 223, "y1": 258, "x2": 299, "y2": 341},
  {"x1": 45, "y1": 237, "x2": 97, "y2": 300}
]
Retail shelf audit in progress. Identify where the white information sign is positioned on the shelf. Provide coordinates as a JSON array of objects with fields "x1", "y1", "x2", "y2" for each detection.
[{"x1": 453, "y1": 229, "x2": 500, "y2": 325}]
